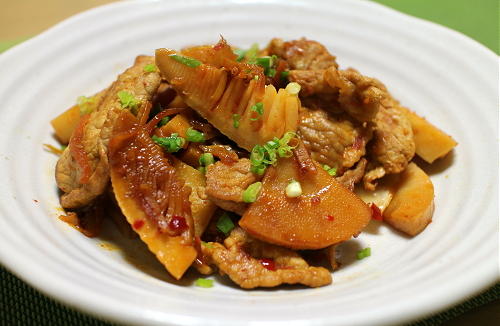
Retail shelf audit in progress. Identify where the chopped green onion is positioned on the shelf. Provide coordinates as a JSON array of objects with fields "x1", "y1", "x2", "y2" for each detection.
[
  {"x1": 250, "y1": 165, "x2": 266, "y2": 175},
  {"x1": 255, "y1": 55, "x2": 278, "y2": 77},
  {"x1": 280, "y1": 70, "x2": 290, "y2": 80},
  {"x1": 169, "y1": 54, "x2": 201, "y2": 68},
  {"x1": 285, "y1": 82, "x2": 301, "y2": 95},
  {"x1": 286, "y1": 179, "x2": 302, "y2": 198},
  {"x1": 197, "y1": 166, "x2": 206, "y2": 174},
  {"x1": 216, "y1": 213, "x2": 235, "y2": 235},
  {"x1": 117, "y1": 91, "x2": 140, "y2": 115},
  {"x1": 186, "y1": 127, "x2": 205, "y2": 142},
  {"x1": 266, "y1": 68, "x2": 277, "y2": 78},
  {"x1": 195, "y1": 278, "x2": 214, "y2": 288},
  {"x1": 199, "y1": 153, "x2": 214, "y2": 166},
  {"x1": 232, "y1": 114, "x2": 241, "y2": 128},
  {"x1": 322, "y1": 164, "x2": 337, "y2": 176},
  {"x1": 143, "y1": 64, "x2": 157, "y2": 72},
  {"x1": 242, "y1": 182, "x2": 263, "y2": 203},
  {"x1": 356, "y1": 247, "x2": 371, "y2": 260},
  {"x1": 234, "y1": 49, "x2": 246, "y2": 62},
  {"x1": 77, "y1": 95, "x2": 94, "y2": 115},
  {"x1": 245, "y1": 43, "x2": 260, "y2": 63},
  {"x1": 152, "y1": 134, "x2": 185, "y2": 153},
  {"x1": 249, "y1": 132, "x2": 297, "y2": 175},
  {"x1": 254, "y1": 75, "x2": 259, "y2": 80},
  {"x1": 201, "y1": 241, "x2": 214, "y2": 248},
  {"x1": 276, "y1": 131, "x2": 298, "y2": 158},
  {"x1": 256, "y1": 56, "x2": 272, "y2": 69},
  {"x1": 157, "y1": 116, "x2": 170, "y2": 127},
  {"x1": 250, "y1": 102, "x2": 264, "y2": 120},
  {"x1": 251, "y1": 145, "x2": 266, "y2": 162}
]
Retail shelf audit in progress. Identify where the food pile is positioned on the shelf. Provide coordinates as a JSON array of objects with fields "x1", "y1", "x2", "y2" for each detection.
[{"x1": 50, "y1": 38, "x2": 456, "y2": 288}]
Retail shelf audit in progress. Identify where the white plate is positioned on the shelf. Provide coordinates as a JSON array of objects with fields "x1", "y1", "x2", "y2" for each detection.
[{"x1": 0, "y1": 0, "x2": 497, "y2": 325}]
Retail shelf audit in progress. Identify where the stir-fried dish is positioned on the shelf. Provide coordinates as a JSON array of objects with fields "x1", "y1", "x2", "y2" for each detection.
[{"x1": 50, "y1": 38, "x2": 457, "y2": 288}]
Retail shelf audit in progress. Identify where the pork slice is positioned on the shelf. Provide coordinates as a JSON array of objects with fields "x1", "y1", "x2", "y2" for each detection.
[
  {"x1": 267, "y1": 38, "x2": 338, "y2": 70},
  {"x1": 202, "y1": 227, "x2": 332, "y2": 288},
  {"x1": 205, "y1": 158, "x2": 259, "y2": 215},
  {"x1": 335, "y1": 158, "x2": 367, "y2": 192},
  {"x1": 297, "y1": 107, "x2": 371, "y2": 175},
  {"x1": 363, "y1": 99, "x2": 415, "y2": 190},
  {"x1": 56, "y1": 56, "x2": 161, "y2": 208}
]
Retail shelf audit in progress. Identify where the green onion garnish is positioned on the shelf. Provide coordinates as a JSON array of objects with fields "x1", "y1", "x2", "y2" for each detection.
[
  {"x1": 234, "y1": 49, "x2": 246, "y2": 62},
  {"x1": 157, "y1": 116, "x2": 170, "y2": 127},
  {"x1": 250, "y1": 102, "x2": 264, "y2": 121},
  {"x1": 242, "y1": 182, "x2": 263, "y2": 203},
  {"x1": 199, "y1": 153, "x2": 215, "y2": 167},
  {"x1": 256, "y1": 56, "x2": 272, "y2": 69},
  {"x1": 197, "y1": 166, "x2": 206, "y2": 174},
  {"x1": 117, "y1": 91, "x2": 140, "y2": 115},
  {"x1": 266, "y1": 68, "x2": 277, "y2": 78},
  {"x1": 249, "y1": 132, "x2": 297, "y2": 175},
  {"x1": 186, "y1": 127, "x2": 205, "y2": 143},
  {"x1": 322, "y1": 164, "x2": 337, "y2": 176},
  {"x1": 245, "y1": 43, "x2": 260, "y2": 63},
  {"x1": 201, "y1": 241, "x2": 214, "y2": 249},
  {"x1": 195, "y1": 278, "x2": 214, "y2": 288},
  {"x1": 216, "y1": 213, "x2": 235, "y2": 235},
  {"x1": 232, "y1": 114, "x2": 241, "y2": 128},
  {"x1": 152, "y1": 134, "x2": 185, "y2": 153},
  {"x1": 169, "y1": 54, "x2": 201, "y2": 68},
  {"x1": 143, "y1": 64, "x2": 157, "y2": 72},
  {"x1": 356, "y1": 247, "x2": 371, "y2": 260},
  {"x1": 285, "y1": 179, "x2": 302, "y2": 198},
  {"x1": 77, "y1": 95, "x2": 94, "y2": 115},
  {"x1": 280, "y1": 70, "x2": 290, "y2": 80},
  {"x1": 285, "y1": 82, "x2": 301, "y2": 95},
  {"x1": 255, "y1": 55, "x2": 278, "y2": 77}
]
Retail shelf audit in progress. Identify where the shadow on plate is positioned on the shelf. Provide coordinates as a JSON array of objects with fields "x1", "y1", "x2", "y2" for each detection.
[{"x1": 96, "y1": 218, "x2": 198, "y2": 286}]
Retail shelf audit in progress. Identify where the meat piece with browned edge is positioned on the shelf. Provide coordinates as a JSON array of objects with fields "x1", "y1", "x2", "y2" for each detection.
[
  {"x1": 202, "y1": 227, "x2": 332, "y2": 288},
  {"x1": 205, "y1": 158, "x2": 260, "y2": 215},
  {"x1": 298, "y1": 107, "x2": 371, "y2": 175},
  {"x1": 56, "y1": 56, "x2": 161, "y2": 209},
  {"x1": 268, "y1": 38, "x2": 338, "y2": 70}
]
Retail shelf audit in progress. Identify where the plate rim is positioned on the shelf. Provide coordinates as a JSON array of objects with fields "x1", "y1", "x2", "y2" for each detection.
[{"x1": 0, "y1": 1, "x2": 498, "y2": 325}]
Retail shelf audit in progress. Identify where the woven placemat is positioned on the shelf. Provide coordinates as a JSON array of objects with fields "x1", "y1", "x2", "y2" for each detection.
[{"x1": 1, "y1": 265, "x2": 498, "y2": 325}]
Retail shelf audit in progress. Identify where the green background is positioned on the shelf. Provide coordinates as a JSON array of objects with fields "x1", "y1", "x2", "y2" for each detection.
[
  {"x1": 374, "y1": 0, "x2": 499, "y2": 53},
  {"x1": 1, "y1": 1, "x2": 498, "y2": 326}
]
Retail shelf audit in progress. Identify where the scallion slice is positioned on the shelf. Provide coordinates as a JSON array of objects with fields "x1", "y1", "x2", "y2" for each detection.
[
  {"x1": 199, "y1": 153, "x2": 214, "y2": 166},
  {"x1": 152, "y1": 134, "x2": 185, "y2": 153},
  {"x1": 356, "y1": 247, "x2": 371, "y2": 260},
  {"x1": 232, "y1": 114, "x2": 241, "y2": 128},
  {"x1": 195, "y1": 278, "x2": 214, "y2": 288},
  {"x1": 186, "y1": 127, "x2": 205, "y2": 142},
  {"x1": 242, "y1": 182, "x2": 263, "y2": 203},
  {"x1": 169, "y1": 54, "x2": 201, "y2": 68},
  {"x1": 216, "y1": 213, "x2": 235, "y2": 235}
]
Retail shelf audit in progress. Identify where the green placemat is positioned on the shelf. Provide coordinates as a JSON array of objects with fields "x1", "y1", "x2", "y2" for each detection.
[{"x1": 1, "y1": 0, "x2": 498, "y2": 325}]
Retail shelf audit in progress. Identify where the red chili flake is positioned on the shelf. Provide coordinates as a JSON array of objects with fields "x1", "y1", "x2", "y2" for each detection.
[
  {"x1": 168, "y1": 215, "x2": 188, "y2": 232},
  {"x1": 370, "y1": 203, "x2": 383, "y2": 221},
  {"x1": 326, "y1": 215, "x2": 334, "y2": 221},
  {"x1": 311, "y1": 196, "x2": 321, "y2": 205},
  {"x1": 260, "y1": 258, "x2": 277, "y2": 271},
  {"x1": 133, "y1": 220, "x2": 145, "y2": 230}
]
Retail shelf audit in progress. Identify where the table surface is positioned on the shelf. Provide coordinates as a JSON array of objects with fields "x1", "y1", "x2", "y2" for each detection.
[{"x1": 0, "y1": 1, "x2": 498, "y2": 325}]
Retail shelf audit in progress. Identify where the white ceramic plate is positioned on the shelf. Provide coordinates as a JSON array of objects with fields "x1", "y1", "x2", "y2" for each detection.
[{"x1": 0, "y1": 0, "x2": 497, "y2": 325}]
